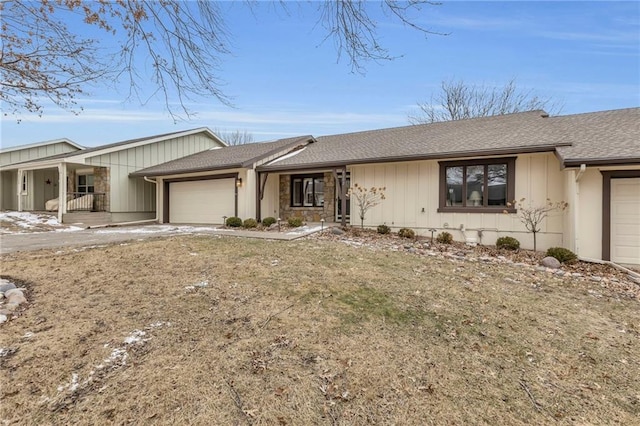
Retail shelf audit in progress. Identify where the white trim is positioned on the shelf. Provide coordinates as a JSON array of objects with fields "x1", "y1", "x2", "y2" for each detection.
[{"x1": 0, "y1": 138, "x2": 84, "y2": 154}]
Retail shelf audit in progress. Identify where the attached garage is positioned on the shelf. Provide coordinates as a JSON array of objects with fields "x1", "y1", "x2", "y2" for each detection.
[
  {"x1": 610, "y1": 178, "x2": 640, "y2": 265},
  {"x1": 166, "y1": 176, "x2": 236, "y2": 224}
]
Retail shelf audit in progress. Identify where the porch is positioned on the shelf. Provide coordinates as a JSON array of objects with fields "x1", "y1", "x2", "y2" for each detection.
[{"x1": 3, "y1": 163, "x2": 111, "y2": 223}]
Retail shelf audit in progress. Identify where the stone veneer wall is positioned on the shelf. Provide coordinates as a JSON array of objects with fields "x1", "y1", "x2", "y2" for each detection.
[
  {"x1": 66, "y1": 169, "x2": 77, "y2": 193},
  {"x1": 93, "y1": 167, "x2": 110, "y2": 212},
  {"x1": 279, "y1": 172, "x2": 336, "y2": 222}
]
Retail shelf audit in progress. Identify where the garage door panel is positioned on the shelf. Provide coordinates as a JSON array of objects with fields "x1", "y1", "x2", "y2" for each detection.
[
  {"x1": 169, "y1": 179, "x2": 235, "y2": 224},
  {"x1": 611, "y1": 178, "x2": 640, "y2": 265}
]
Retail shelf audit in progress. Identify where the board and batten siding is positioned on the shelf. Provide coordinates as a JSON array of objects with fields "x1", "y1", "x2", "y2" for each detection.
[
  {"x1": 0, "y1": 142, "x2": 80, "y2": 166},
  {"x1": 85, "y1": 134, "x2": 221, "y2": 214},
  {"x1": 349, "y1": 152, "x2": 567, "y2": 251},
  {"x1": 259, "y1": 172, "x2": 281, "y2": 220}
]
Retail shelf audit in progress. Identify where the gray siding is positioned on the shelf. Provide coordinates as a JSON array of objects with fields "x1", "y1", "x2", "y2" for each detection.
[
  {"x1": 0, "y1": 142, "x2": 80, "y2": 166},
  {"x1": 85, "y1": 134, "x2": 221, "y2": 213}
]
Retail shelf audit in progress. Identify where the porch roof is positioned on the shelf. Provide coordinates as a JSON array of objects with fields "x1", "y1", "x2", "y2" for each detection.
[
  {"x1": 130, "y1": 135, "x2": 315, "y2": 177},
  {"x1": 257, "y1": 110, "x2": 571, "y2": 171}
]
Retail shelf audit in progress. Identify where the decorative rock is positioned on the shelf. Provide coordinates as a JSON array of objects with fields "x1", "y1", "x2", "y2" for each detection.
[
  {"x1": 590, "y1": 276, "x2": 602, "y2": 282},
  {"x1": 4, "y1": 289, "x2": 26, "y2": 306},
  {"x1": 0, "y1": 281, "x2": 17, "y2": 294},
  {"x1": 268, "y1": 223, "x2": 279, "y2": 230},
  {"x1": 330, "y1": 227, "x2": 345, "y2": 235},
  {"x1": 540, "y1": 256, "x2": 561, "y2": 269},
  {"x1": 0, "y1": 315, "x2": 7, "y2": 324}
]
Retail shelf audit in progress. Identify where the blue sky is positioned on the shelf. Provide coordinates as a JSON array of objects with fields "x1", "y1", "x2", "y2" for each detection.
[{"x1": 1, "y1": 1, "x2": 639, "y2": 149}]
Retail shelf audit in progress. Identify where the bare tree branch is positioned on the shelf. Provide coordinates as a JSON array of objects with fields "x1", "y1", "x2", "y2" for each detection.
[
  {"x1": 1, "y1": 1, "x2": 444, "y2": 119},
  {"x1": 409, "y1": 78, "x2": 563, "y2": 124}
]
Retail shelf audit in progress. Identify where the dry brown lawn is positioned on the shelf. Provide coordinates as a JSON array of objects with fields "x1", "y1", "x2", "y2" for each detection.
[{"x1": 1, "y1": 235, "x2": 638, "y2": 425}]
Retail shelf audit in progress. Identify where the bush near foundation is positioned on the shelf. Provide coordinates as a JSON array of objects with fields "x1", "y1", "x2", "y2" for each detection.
[
  {"x1": 546, "y1": 247, "x2": 578, "y2": 264},
  {"x1": 287, "y1": 217, "x2": 303, "y2": 228},
  {"x1": 225, "y1": 216, "x2": 242, "y2": 227},
  {"x1": 436, "y1": 231, "x2": 453, "y2": 244},
  {"x1": 496, "y1": 236, "x2": 520, "y2": 250},
  {"x1": 398, "y1": 228, "x2": 415, "y2": 239},
  {"x1": 243, "y1": 218, "x2": 258, "y2": 228},
  {"x1": 262, "y1": 217, "x2": 277, "y2": 227}
]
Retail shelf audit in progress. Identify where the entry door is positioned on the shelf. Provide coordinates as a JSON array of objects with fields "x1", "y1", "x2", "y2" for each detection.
[{"x1": 336, "y1": 172, "x2": 350, "y2": 221}]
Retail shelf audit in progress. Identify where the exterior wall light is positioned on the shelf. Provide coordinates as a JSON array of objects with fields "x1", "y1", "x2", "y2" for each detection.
[{"x1": 236, "y1": 178, "x2": 243, "y2": 188}]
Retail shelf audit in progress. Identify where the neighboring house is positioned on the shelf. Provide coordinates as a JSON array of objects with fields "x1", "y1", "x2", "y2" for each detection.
[
  {"x1": 1, "y1": 138, "x2": 84, "y2": 211},
  {"x1": 0, "y1": 128, "x2": 226, "y2": 224},
  {"x1": 133, "y1": 108, "x2": 639, "y2": 265}
]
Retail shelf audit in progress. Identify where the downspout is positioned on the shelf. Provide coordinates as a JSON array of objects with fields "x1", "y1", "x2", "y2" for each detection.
[
  {"x1": 87, "y1": 176, "x2": 158, "y2": 228},
  {"x1": 573, "y1": 164, "x2": 586, "y2": 257},
  {"x1": 17, "y1": 169, "x2": 23, "y2": 212}
]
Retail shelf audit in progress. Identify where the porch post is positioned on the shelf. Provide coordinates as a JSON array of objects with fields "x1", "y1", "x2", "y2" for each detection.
[
  {"x1": 340, "y1": 166, "x2": 347, "y2": 227},
  {"x1": 17, "y1": 169, "x2": 23, "y2": 212},
  {"x1": 58, "y1": 163, "x2": 67, "y2": 223}
]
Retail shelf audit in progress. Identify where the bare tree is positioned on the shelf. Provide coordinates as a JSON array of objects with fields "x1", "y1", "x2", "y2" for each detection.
[
  {"x1": 348, "y1": 183, "x2": 386, "y2": 228},
  {"x1": 213, "y1": 129, "x2": 255, "y2": 146},
  {"x1": 1, "y1": 1, "x2": 443, "y2": 120},
  {"x1": 505, "y1": 198, "x2": 569, "y2": 252},
  {"x1": 409, "y1": 79, "x2": 562, "y2": 124}
]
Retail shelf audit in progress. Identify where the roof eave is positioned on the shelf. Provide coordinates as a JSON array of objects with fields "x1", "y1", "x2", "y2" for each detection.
[
  {"x1": 257, "y1": 145, "x2": 562, "y2": 172},
  {"x1": 129, "y1": 163, "x2": 245, "y2": 178},
  {"x1": 563, "y1": 158, "x2": 640, "y2": 168}
]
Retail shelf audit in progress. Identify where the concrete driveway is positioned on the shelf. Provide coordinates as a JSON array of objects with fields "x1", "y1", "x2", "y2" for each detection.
[{"x1": 0, "y1": 224, "x2": 328, "y2": 254}]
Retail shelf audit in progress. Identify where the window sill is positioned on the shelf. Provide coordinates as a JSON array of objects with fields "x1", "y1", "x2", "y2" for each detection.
[{"x1": 438, "y1": 207, "x2": 516, "y2": 214}]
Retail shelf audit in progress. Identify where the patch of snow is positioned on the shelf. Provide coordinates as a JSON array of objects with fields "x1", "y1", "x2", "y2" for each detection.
[
  {"x1": 285, "y1": 225, "x2": 323, "y2": 235},
  {"x1": 57, "y1": 373, "x2": 79, "y2": 392},
  {"x1": 0, "y1": 211, "x2": 82, "y2": 234},
  {"x1": 123, "y1": 329, "x2": 147, "y2": 344},
  {"x1": 95, "y1": 225, "x2": 220, "y2": 234}
]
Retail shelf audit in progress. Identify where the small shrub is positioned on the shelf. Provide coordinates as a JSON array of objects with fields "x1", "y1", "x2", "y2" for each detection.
[
  {"x1": 436, "y1": 231, "x2": 453, "y2": 244},
  {"x1": 262, "y1": 216, "x2": 277, "y2": 227},
  {"x1": 287, "y1": 217, "x2": 303, "y2": 228},
  {"x1": 225, "y1": 216, "x2": 242, "y2": 227},
  {"x1": 377, "y1": 224, "x2": 391, "y2": 234},
  {"x1": 398, "y1": 228, "x2": 415, "y2": 239},
  {"x1": 546, "y1": 247, "x2": 578, "y2": 264},
  {"x1": 243, "y1": 218, "x2": 258, "y2": 228},
  {"x1": 496, "y1": 236, "x2": 520, "y2": 251}
]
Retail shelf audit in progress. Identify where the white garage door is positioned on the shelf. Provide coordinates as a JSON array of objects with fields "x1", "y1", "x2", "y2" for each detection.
[
  {"x1": 611, "y1": 178, "x2": 640, "y2": 265},
  {"x1": 169, "y1": 178, "x2": 235, "y2": 224}
]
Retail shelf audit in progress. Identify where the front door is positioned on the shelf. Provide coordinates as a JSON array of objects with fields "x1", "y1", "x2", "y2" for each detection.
[{"x1": 335, "y1": 172, "x2": 350, "y2": 221}]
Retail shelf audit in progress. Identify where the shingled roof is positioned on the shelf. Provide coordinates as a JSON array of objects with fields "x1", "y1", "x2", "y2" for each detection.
[
  {"x1": 553, "y1": 107, "x2": 640, "y2": 166},
  {"x1": 130, "y1": 135, "x2": 315, "y2": 177},
  {"x1": 257, "y1": 110, "x2": 568, "y2": 171}
]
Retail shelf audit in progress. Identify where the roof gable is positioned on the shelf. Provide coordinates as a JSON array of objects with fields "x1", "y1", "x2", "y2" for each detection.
[
  {"x1": 2, "y1": 128, "x2": 225, "y2": 168},
  {"x1": 0, "y1": 138, "x2": 84, "y2": 154}
]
